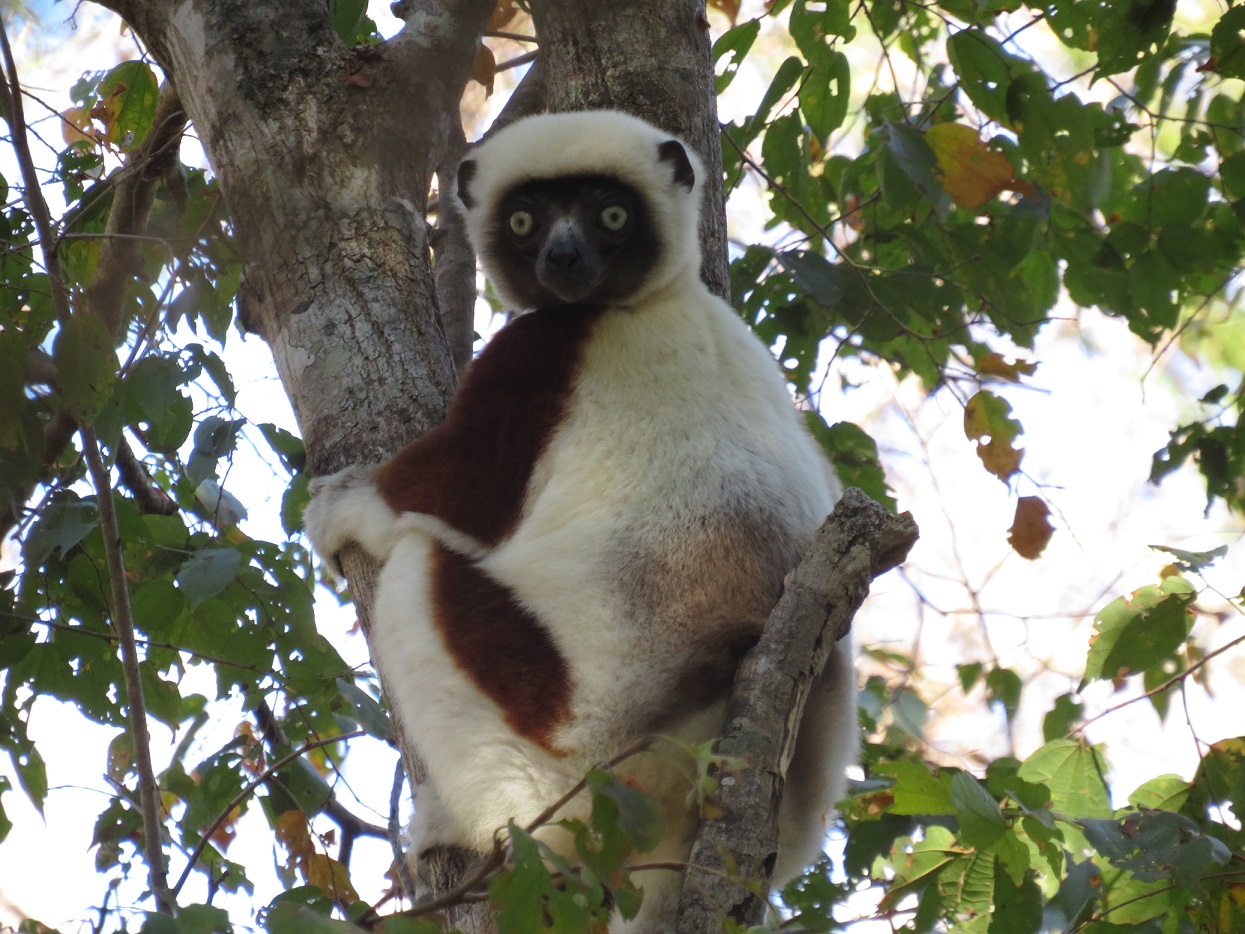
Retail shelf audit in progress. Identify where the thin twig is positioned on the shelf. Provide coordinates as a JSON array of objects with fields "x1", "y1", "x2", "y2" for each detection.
[
  {"x1": 389, "y1": 759, "x2": 418, "y2": 899},
  {"x1": 83, "y1": 428, "x2": 176, "y2": 914},
  {"x1": 1072, "y1": 631, "x2": 1245, "y2": 737},
  {"x1": 495, "y1": 49, "x2": 537, "y2": 73},
  {"x1": 485, "y1": 30, "x2": 537, "y2": 43}
]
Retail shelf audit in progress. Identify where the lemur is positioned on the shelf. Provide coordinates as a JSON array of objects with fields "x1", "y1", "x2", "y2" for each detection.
[{"x1": 303, "y1": 110, "x2": 858, "y2": 932}]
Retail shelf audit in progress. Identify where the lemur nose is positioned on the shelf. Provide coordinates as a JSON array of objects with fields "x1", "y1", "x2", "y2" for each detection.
[{"x1": 545, "y1": 243, "x2": 581, "y2": 271}]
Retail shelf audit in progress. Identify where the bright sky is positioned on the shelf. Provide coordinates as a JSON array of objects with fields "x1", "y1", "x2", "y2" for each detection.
[{"x1": 1, "y1": 1, "x2": 1242, "y2": 929}]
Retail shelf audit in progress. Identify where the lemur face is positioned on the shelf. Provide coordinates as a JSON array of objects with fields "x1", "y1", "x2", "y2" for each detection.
[
  {"x1": 482, "y1": 173, "x2": 662, "y2": 309},
  {"x1": 455, "y1": 118, "x2": 699, "y2": 312}
]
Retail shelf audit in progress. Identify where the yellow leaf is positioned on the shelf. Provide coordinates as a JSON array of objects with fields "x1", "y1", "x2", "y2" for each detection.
[
  {"x1": 275, "y1": 809, "x2": 311, "y2": 854},
  {"x1": 927, "y1": 123, "x2": 1017, "y2": 210},
  {"x1": 977, "y1": 351, "x2": 1037, "y2": 383},
  {"x1": 61, "y1": 107, "x2": 96, "y2": 145},
  {"x1": 964, "y1": 390, "x2": 1024, "y2": 482},
  {"x1": 306, "y1": 853, "x2": 359, "y2": 902}
]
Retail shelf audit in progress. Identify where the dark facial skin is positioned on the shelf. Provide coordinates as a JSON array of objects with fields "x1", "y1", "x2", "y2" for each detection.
[{"x1": 482, "y1": 174, "x2": 662, "y2": 309}]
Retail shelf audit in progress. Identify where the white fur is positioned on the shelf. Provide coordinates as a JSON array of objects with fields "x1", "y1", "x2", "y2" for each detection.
[{"x1": 306, "y1": 111, "x2": 859, "y2": 932}]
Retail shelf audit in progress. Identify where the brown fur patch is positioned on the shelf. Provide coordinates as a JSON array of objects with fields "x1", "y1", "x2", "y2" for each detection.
[
  {"x1": 376, "y1": 305, "x2": 604, "y2": 546},
  {"x1": 430, "y1": 543, "x2": 572, "y2": 751}
]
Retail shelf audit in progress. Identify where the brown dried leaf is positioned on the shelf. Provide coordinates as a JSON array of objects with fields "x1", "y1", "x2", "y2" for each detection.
[
  {"x1": 471, "y1": 41, "x2": 496, "y2": 95},
  {"x1": 488, "y1": 0, "x2": 521, "y2": 30},
  {"x1": 1008, "y1": 496, "x2": 1054, "y2": 560}
]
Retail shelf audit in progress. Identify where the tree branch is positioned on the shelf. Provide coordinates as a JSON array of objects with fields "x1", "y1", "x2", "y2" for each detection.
[
  {"x1": 83, "y1": 428, "x2": 176, "y2": 915},
  {"x1": 676, "y1": 489, "x2": 918, "y2": 932},
  {"x1": 432, "y1": 122, "x2": 476, "y2": 373},
  {"x1": 84, "y1": 83, "x2": 187, "y2": 338},
  {"x1": 252, "y1": 699, "x2": 389, "y2": 844}
]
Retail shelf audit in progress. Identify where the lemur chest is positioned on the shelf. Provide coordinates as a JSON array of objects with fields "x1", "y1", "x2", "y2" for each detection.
[{"x1": 491, "y1": 310, "x2": 813, "y2": 635}]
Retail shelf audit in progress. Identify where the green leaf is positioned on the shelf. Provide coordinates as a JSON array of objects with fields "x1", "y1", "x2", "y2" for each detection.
[
  {"x1": 123, "y1": 354, "x2": 194, "y2": 453},
  {"x1": 1017, "y1": 740, "x2": 1110, "y2": 818},
  {"x1": 176, "y1": 548, "x2": 243, "y2": 607},
  {"x1": 1094, "y1": 1, "x2": 1175, "y2": 76},
  {"x1": 985, "y1": 667, "x2": 1021, "y2": 721},
  {"x1": 53, "y1": 314, "x2": 116, "y2": 422},
  {"x1": 1149, "y1": 543, "x2": 1228, "y2": 572},
  {"x1": 879, "y1": 825, "x2": 963, "y2": 911},
  {"x1": 741, "y1": 56, "x2": 804, "y2": 145},
  {"x1": 334, "y1": 679, "x2": 392, "y2": 741},
  {"x1": 800, "y1": 50, "x2": 850, "y2": 144},
  {"x1": 1122, "y1": 167, "x2": 1211, "y2": 227},
  {"x1": 957, "y1": 662, "x2": 984, "y2": 694},
  {"x1": 329, "y1": 0, "x2": 367, "y2": 44},
  {"x1": 266, "y1": 902, "x2": 361, "y2": 934},
  {"x1": 877, "y1": 759, "x2": 956, "y2": 815},
  {"x1": 11, "y1": 745, "x2": 47, "y2": 813},
  {"x1": 989, "y1": 855, "x2": 1041, "y2": 933},
  {"x1": 951, "y1": 771, "x2": 1006, "y2": 849},
  {"x1": 712, "y1": 19, "x2": 761, "y2": 94},
  {"x1": 138, "y1": 663, "x2": 184, "y2": 728},
  {"x1": 1081, "y1": 576, "x2": 1195, "y2": 686},
  {"x1": 142, "y1": 904, "x2": 230, "y2": 934},
  {"x1": 990, "y1": 829, "x2": 1031, "y2": 889},
  {"x1": 1211, "y1": 7, "x2": 1245, "y2": 80},
  {"x1": 1082, "y1": 809, "x2": 1231, "y2": 887},
  {"x1": 23, "y1": 498, "x2": 98, "y2": 565},
  {"x1": 948, "y1": 29, "x2": 1034, "y2": 124},
  {"x1": 1127, "y1": 774, "x2": 1191, "y2": 811},
  {"x1": 491, "y1": 824, "x2": 557, "y2": 934},
  {"x1": 0, "y1": 779, "x2": 12, "y2": 844},
  {"x1": 885, "y1": 121, "x2": 944, "y2": 205},
  {"x1": 1047, "y1": 856, "x2": 1101, "y2": 928},
  {"x1": 1042, "y1": 693, "x2": 1084, "y2": 742},
  {"x1": 188, "y1": 416, "x2": 245, "y2": 487},
  {"x1": 98, "y1": 61, "x2": 159, "y2": 150},
  {"x1": 936, "y1": 846, "x2": 994, "y2": 929},
  {"x1": 586, "y1": 768, "x2": 663, "y2": 853},
  {"x1": 803, "y1": 415, "x2": 896, "y2": 511}
]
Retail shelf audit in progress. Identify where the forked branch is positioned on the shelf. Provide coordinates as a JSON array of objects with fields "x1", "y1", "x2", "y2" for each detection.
[{"x1": 676, "y1": 488, "x2": 919, "y2": 932}]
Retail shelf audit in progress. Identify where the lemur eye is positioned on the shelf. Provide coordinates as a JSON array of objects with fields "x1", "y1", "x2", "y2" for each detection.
[
  {"x1": 600, "y1": 205, "x2": 629, "y2": 232},
  {"x1": 508, "y1": 210, "x2": 535, "y2": 237}
]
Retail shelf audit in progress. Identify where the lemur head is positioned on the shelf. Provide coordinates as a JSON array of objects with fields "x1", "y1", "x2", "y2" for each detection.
[{"x1": 454, "y1": 111, "x2": 703, "y2": 311}]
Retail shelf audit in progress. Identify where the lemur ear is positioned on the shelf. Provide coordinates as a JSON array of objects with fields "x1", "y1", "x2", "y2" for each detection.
[
  {"x1": 657, "y1": 140, "x2": 695, "y2": 191},
  {"x1": 457, "y1": 159, "x2": 479, "y2": 210}
]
